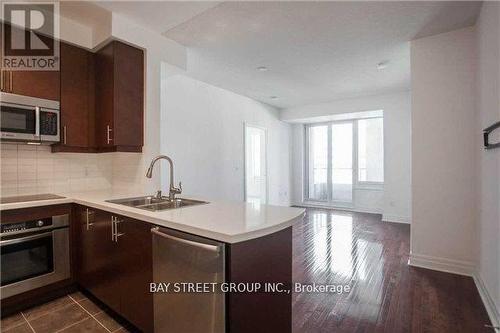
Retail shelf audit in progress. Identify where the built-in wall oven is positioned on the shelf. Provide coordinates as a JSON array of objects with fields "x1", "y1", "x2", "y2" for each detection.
[
  {"x1": 0, "y1": 214, "x2": 70, "y2": 299},
  {"x1": 0, "y1": 92, "x2": 60, "y2": 144}
]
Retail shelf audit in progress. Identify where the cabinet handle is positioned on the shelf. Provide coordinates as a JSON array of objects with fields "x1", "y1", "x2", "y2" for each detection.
[
  {"x1": 111, "y1": 216, "x2": 115, "y2": 241},
  {"x1": 114, "y1": 217, "x2": 124, "y2": 242},
  {"x1": 86, "y1": 208, "x2": 94, "y2": 230},
  {"x1": 111, "y1": 216, "x2": 124, "y2": 242},
  {"x1": 106, "y1": 125, "x2": 113, "y2": 144},
  {"x1": 35, "y1": 107, "x2": 40, "y2": 137},
  {"x1": 63, "y1": 125, "x2": 67, "y2": 144},
  {"x1": 9, "y1": 71, "x2": 12, "y2": 92},
  {"x1": 1, "y1": 71, "x2": 3, "y2": 91}
]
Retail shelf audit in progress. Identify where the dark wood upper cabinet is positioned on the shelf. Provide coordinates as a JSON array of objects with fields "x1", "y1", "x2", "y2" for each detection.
[
  {"x1": 8, "y1": 71, "x2": 60, "y2": 100},
  {"x1": 95, "y1": 41, "x2": 144, "y2": 152},
  {"x1": 0, "y1": 23, "x2": 60, "y2": 100},
  {"x1": 52, "y1": 43, "x2": 95, "y2": 153},
  {"x1": 0, "y1": 29, "x2": 144, "y2": 153}
]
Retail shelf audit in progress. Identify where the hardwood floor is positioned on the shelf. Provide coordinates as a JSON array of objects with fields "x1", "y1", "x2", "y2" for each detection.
[
  {"x1": 292, "y1": 208, "x2": 493, "y2": 333},
  {"x1": 2, "y1": 207, "x2": 492, "y2": 333}
]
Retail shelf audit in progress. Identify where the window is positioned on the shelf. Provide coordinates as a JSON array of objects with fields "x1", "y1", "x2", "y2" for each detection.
[
  {"x1": 357, "y1": 118, "x2": 384, "y2": 183},
  {"x1": 305, "y1": 116, "x2": 384, "y2": 204}
]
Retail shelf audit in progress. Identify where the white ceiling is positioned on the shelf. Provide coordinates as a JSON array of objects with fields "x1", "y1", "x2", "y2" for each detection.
[
  {"x1": 95, "y1": 1, "x2": 482, "y2": 109},
  {"x1": 95, "y1": 1, "x2": 221, "y2": 33}
]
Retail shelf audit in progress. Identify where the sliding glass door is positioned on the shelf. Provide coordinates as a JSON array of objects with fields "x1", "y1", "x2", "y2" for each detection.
[
  {"x1": 305, "y1": 116, "x2": 384, "y2": 206},
  {"x1": 331, "y1": 122, "x2": 353, "y2": 203},
  {"x1": 307, "y1": 125, "x2": 329, "y2": 201},
  {"x1": 306, "y1": 121, "x2": 353, "y2": 205}
]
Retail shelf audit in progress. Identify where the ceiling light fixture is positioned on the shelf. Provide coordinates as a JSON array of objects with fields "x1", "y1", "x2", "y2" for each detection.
[
  {"x1": 377, "y1": 61, "x2": 389, "y2": 70},
  {"x1": 257, "y1": 66, "x2": 268, "y2": 71}
]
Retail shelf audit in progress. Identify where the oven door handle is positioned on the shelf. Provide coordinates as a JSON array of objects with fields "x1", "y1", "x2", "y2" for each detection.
[{"x1": 0, "y1": 231, "x2": 52, "y2": 246}]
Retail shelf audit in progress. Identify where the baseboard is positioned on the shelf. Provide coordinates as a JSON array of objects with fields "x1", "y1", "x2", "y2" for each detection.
[
  {"x1": 296, "y1": 202, "x2": 382, "y2": 215},
  {"x1": 473, "y1": 272, "x2": 500, "y2": 329},
  {"x1": 408, "y1": 253, "x2": 475, "y2": 276},
  {"x1": 382, "y1": 214, "x2": 411, "y2": 224}
]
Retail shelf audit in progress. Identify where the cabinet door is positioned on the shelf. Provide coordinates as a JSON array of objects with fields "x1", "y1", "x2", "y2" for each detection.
[
  {"x1": 94, "y1": 43, "x2": 115, "y2": 148},
  {"x1": 1, "y1": 70, "x2": 9, "y2": 92},
  {"x1": 76, "y1": 207, "x2": 121, "y2": 313},
  {"x1": 113, "y1": 41, "x2": 144, "y2": 148},
  {"x1": 116, "y1": 218, "x2": 153, "y2": 333},
  {"x1": 10, "y1": 71, "x2": 60, "y2": 100},
  {"x1": 59, "y1": 43, "x2": 91, "y2": 148}
]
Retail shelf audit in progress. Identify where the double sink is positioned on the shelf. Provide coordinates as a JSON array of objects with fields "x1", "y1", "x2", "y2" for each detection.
[{"x1": 106, "y1": 196, "x2": 208, "y2": 212}]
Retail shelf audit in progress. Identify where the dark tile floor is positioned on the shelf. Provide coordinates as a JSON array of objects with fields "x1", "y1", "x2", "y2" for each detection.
[{"x1": 1, "y1": 291, "x2": 130, "y2": 333}]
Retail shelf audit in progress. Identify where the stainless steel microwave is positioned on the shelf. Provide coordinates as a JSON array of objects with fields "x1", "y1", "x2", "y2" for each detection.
[{"x1": 1, "y1": 92, "x2": 60, "y2": 144}]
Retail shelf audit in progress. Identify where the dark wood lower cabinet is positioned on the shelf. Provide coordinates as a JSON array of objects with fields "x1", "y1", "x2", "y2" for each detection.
[
  {"x1": 75, "y1": 205, "x2": 293, "y2": 333},
  {"x1": 75, "y1": 206, "x2": 153, "y2": 333},
  {"x1": 118, "y1": 218, "x2": 154, "y2": 333},
  {"x1": 226, "y1": 227, "x2": 292, "y2": 333},
  {"x1": 76, "y1": 206, "x2": 121, "y2": 312}
]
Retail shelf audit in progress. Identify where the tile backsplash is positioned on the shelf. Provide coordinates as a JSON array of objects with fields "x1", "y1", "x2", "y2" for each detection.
[{"x1": 0, "y1": 144, "x2": 113, "y2": 197}]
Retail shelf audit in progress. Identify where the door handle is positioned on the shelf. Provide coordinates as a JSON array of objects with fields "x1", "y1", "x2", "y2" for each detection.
[
  {"x1": 106, "y1": 125, "x2": 113, "y2": 144},
  {"x1": 1, "y1": 71, "x2": 3, "y2": 91}
]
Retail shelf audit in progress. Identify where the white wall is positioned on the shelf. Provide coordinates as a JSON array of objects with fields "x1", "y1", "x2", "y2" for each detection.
[
  {"x1": 282, "y1": 91, "x2": 412, "y2": 222},
  {"x1": 108, "y1": 13, "x2": 186, "y2": 194},
  {"x1": 410, "y1": 27, "x2": 477, "y2": 273},
  {"x1": 160, "y1": 74, "x2": 291, "y2": 206},
  {"x1": 476, "y1": 1, "x2": 500, "y2": 323}
]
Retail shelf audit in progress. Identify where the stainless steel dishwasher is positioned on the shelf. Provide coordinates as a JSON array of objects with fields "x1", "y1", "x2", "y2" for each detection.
[{"x1": 151, "y1": 227, "x2": 225, "y2": 333}]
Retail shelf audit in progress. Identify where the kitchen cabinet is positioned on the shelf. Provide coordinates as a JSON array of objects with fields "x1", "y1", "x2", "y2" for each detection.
[
  {"x1": 52, "y1": 43, "x2": 95, "y2": 153},
  {"x1": 76, "y1": 206, "x2": 120, "y2": 312},
  {"x1": 118, "y1": 218, "x2": 154, "y2": 333},
  {"x1": 95, "y1": 41, "x2": 144, "y2": 152},
  {"x1": 1, "y1": 70, "x2": 60, "y2": 100},
  {"x1": 75, "y1": 206, "x2": 153, "y2": 333},
  {"x1": 0, "y1": 24, "x2": 60, "y2": 100}
]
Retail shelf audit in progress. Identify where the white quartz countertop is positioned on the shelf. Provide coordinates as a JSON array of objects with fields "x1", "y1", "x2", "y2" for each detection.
[{"x1": 0, "y1": 190, "x2": 305, "y2": 243}]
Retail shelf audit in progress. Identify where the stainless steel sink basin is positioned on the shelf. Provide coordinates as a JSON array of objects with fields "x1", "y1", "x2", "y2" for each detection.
[{"x1": 106, "y1": 196, "x2": 208, "y2": 211}]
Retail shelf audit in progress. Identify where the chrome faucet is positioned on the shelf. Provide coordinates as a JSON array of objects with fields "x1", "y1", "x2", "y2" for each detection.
[{"x1": 146, "y1": 155, "x2": 182, "y2": 201}]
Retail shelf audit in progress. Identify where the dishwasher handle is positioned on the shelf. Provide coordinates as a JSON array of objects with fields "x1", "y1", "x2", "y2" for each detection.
[{"x1": 151, "y1": 227, "x2": 221, "y2": 253}]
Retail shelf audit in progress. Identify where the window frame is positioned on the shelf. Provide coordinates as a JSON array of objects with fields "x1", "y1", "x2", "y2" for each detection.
[
  {"x1": 356, "y1": 116, "x2": 384, "y2": 186},
  {"x1": 303, "y1": 116, "x2": 384, "y2": 205}
]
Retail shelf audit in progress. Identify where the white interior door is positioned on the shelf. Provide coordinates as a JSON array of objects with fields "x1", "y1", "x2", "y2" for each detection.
[{"x1": 245, "y1": 125, "x2": 268, "y2": 204}]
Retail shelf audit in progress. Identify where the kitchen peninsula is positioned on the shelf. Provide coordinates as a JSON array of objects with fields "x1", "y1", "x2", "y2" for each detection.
[{"x1": 0, "y1": 191, "x2": 305, "y2": 332}]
